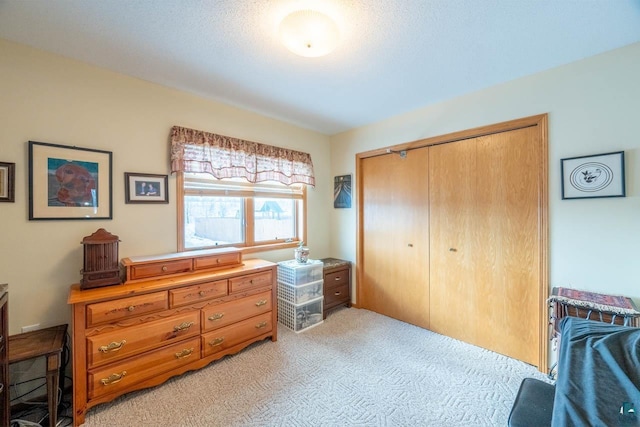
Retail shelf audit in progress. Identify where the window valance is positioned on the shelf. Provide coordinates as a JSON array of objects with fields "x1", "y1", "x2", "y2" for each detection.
[{"x1": 170, "y1": 125, "x2": 315, "y2": 186}]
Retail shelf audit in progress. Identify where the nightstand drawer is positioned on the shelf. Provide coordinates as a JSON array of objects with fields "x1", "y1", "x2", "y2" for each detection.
[
  {"x1": 86, "y1": 292, "x2": 168, "y2": 327},
  {"x1": 169, "y1": 280, "x2": 228, "y2": 307},
  {"x1": 229, "y1": 271, "x2": 272, "y2": 293},
  {"x1": 87, "y1": 311, "x2": 201, "y2": 368},
  {"x1": 324, "y1": 283, "x2": 350, "y2": 306},
  {"x1": 325, "y1": 269, "x2": 349, "y2": 287},
  {"x1": 88, "y1": 337, "x2": 200, "y2": 400},
  {"x1": 202, "y1": 291, "x2": 272, "y2": 332}
]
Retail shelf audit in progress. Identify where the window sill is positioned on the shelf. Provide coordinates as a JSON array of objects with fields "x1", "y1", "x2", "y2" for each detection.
[{"x1": 241, "y1": 241, "x2": 300, "y2": 255}]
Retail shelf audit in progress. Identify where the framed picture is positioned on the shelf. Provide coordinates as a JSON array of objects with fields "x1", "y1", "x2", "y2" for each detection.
[
  {"x1": 125, "y1": 172, "x2": 169, "y2": 204},
  {"x1": 334, "y1": 174, "x2": 352, "y2": 208},
  {"x1": 561, "y1": 151, "x2": 625, "y2": 200},
  {"x1": 29, "y1": 141, "x2": 112, "y2": 220},
  {"x1": 0, "y1": 162, "x2": 15, "y2": 203}
]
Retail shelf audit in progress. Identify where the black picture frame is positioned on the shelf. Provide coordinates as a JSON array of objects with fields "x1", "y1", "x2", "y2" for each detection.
[
  {"x1": 334, "y1": 174, "x2": 352, "y2": 208},
  {"x1": 0, "y1": 162, "x2": 15, "y2": 203},
  {"x1": 28, "y1": 141, "x2": 113, "y2": 220},
  {"x1": 125, "y1": 172, "x2": 169, "y2": 204},
  {"x1": 561, "y1": 151, "x2": 625, "y2": 200}
]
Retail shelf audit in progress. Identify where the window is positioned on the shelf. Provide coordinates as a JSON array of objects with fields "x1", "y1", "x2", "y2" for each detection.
[{"x1": 178, "y1": 173, "x2": 306, "y2": 252}]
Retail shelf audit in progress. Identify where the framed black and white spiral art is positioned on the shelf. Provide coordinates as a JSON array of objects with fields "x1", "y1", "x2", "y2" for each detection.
[{"x1": 561, "y1": 151, "x2": 625, "y2": 200}]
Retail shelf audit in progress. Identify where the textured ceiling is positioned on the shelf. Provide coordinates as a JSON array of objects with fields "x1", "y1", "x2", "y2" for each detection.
[{"x1": 1, "y1": 0, "x2": 640, "y2": 135}]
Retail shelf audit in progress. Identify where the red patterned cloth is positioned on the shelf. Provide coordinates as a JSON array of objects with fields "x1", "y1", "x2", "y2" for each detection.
[{"x1": 554, "y1": 287, "x2": 637, "y2": 311}]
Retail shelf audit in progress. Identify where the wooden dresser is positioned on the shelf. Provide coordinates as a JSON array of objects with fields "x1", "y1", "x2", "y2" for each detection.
[
  {"x1": 319, "y1": 258, "x2": 351, "y2": 318},
  {"x1": 68, "y1": 248, "x2": 277, "y2": 426}
]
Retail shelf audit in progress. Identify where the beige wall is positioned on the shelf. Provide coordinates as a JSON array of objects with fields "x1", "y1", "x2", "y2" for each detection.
[
  {"x1": 331, "y1": 42, "x2": 640, "y2": 306},
  {"x1": 0, "y1": 39, "x2": 332, "y2": 334}
]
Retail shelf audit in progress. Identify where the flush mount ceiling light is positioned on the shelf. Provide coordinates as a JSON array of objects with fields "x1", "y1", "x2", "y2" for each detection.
[{"x1": 279, "y1": 9, "x2": 340, "y2": 57}]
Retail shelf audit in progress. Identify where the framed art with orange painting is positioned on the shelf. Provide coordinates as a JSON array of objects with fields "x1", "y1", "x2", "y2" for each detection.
[{"x1": 28, "y1": 141, "x2": 113, "y2": 220}]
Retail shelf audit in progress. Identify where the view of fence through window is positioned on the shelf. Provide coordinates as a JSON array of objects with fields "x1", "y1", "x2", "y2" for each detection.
[{"x1": 183, "y1": 195, "x2": 296, "y2": 248}]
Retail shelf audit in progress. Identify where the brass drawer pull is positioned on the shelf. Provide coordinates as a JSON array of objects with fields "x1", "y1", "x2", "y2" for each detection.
[
  {"x1": 175, "y1": 348, "x2": 194, "y2": 359},
  {"x1": 334, "y1": 291, "x2": 341, "y2": 296},
  {"x1": 335, "y1": 277, "x2": 341, "y2": 281},
  {"x1": 128, "y1": 305, "x2": 136, "y2": 312},
  {"x1": 255, "y1": 321, "x2": 267, "y2": 329},
  {"x1": 101, "y1": 371, "x2": 127, "y2": 385},
  {"x1": 216, "y1": 258, "x2": 221, "y2": 263},
  {"x1": 249, "y1": 279, "x2": 254, "y2": 284},
  {"x1": 161, "y1": 265, "x2": 168, "y2": 272},
  {"x1": 99, "y1": 340, "x2": 127, "y2": 353},
  {"x1": 173, "y1": 321, "x2": 194, "y2": 332},
  {"x1": 208, "y1": 313, "x2": 224, "y2": 321},
  {"x1": 199, "y1": 290, "x2": 206, "y2": 297},
  {"x1": 209, "y1": 337, "x2": 224, "y2": 347},
  {"x1": 255, "y1": 299, "x2": 268, "y2": 307}
]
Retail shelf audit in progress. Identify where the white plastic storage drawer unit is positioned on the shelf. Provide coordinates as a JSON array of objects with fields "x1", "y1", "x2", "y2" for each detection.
[
  {"x1": 277, "y1": 259, "x2": 323, "y2": 286},
  {"x1": 277, "y1": 296, "x2": 323, "y2": 332},
  {"x1": 277, "y1": 279, "x2": 323, "y2": 304}
]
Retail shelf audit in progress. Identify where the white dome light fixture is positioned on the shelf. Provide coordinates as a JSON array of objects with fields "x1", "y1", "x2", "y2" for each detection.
[{"x1": 279, "y1": 9, "x2": 340, "y2": 58}]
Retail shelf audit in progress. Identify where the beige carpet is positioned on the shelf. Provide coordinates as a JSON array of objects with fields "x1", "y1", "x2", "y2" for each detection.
[{"x1": 82, "y1": 308, "x2": 548, "y2": 426}]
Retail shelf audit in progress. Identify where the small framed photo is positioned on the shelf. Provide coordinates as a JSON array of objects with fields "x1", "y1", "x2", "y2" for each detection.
[
  {"x1": 29, "y1": 141, "x2": 113, "y2": 220},
  {"x1": 561, "y1": 151, "x2": 625, "y2": 200},
  {"x1": 0, "y1": 162, "x2": 15, "y2": 203},
  {"x1": 125, "y1": 172, "x2": 169, "y2": 204},
  {"x1": 334, "y1": 174, "x2": 352, "y2": 208}
]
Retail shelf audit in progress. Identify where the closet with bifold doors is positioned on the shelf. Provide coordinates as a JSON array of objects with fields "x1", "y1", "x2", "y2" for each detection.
[{"x1": 357, "y1": 114, "x2": 548, "y2": 371}]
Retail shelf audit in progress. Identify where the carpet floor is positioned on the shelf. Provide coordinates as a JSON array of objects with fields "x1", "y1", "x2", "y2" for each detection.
[{"x1": 81, "y1": 308, "x2": 549, "y2": 426}]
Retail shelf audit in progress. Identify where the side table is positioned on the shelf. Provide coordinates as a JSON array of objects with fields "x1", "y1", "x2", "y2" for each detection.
[
  {"x1": 9, "y1": 324, "x2": 67, "y2": 427},
  {"x1": 320, "y1": 258, "x2": 351, "y2": 318}
]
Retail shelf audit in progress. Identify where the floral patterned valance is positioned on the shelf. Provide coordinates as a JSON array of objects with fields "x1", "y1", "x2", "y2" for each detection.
[{"x1": 170, "y1": 126, "x2": 315, "y2": 186}]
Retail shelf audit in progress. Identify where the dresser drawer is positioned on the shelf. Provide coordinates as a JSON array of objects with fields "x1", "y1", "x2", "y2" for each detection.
[
  {"x1": 87, "y1": 311, "x2": 200, "y2": 368},
  {"x1": 169, "y1": 280, "x2": 228, "y2": 308},
  {"x1": 325, "y1": 269, "x2": 350, "y2": 288},
  {"x1": 86, "y1": 292, "x2": 168, "y2": 327},
  {"x1": 128, "y1": 258, "x2": 193, "y2": 281},
  {"x1": 202, "y1": 312, "x2": 272, "y2": 357},
  {"x1": 324, "y1": 283, "x2": 350, "y2": 306},
  {"x1": 229, "y1": 271, "x2": 272, "y2": 293},
  {"x1": 194, "y1": 252, "x2": 242, "y2": 270},
  {"x1": 88, "y1": 337, "x2": 200, "y2": 400},
  {"x1": 202, "y1": 291, "x2": 272, "y2": 332}
]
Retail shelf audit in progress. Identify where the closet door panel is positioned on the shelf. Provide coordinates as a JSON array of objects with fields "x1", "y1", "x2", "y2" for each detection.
[
  {"x1": 360, "y1": 147, "x2": 430, "y2": 328},
  {"x1": 428, "y1": 139, "x2": 478, "y2": 340},
  {"x1": 475, "y1": 127, "x2": 540, "y2": 365}
]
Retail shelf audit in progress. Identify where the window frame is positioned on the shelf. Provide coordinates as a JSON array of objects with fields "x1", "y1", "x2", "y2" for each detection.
[{"x1": 176, "y1": 172, "x2": 306, "y2": 253}]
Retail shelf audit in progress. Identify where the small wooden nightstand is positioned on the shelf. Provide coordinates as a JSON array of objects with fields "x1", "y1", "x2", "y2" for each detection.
[
  {"x1": 320, "y1": 258, "x2": 351, "y2": 319},
  {"x1": 9, "y1": 324, "x2": 67, "y2": 427}
]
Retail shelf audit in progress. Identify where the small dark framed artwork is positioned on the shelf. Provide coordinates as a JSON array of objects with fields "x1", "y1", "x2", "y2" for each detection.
[
  {"x1": 125, "y1": 172, "x2": 169, "y2": 204},
  {"x1": 561, "y1": 151, "x2": 625, "y2": 200},
  {"x1": 29, "y1": 141, "x2": 113, "y2": 220},
  {"x1": 334, "y1": 174, "x2": 352, "y2": 208},
  {"x1": 0, "y1": 162, "x2": 15, "y2": 203}
]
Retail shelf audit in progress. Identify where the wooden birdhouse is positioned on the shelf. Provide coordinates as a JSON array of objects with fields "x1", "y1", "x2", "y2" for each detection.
[{"x1": 80, "y1": 228, "x2": 122, "y2": 289}]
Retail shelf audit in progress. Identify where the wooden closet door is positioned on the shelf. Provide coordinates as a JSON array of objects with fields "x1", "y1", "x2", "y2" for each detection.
[
  {"x1": 474, "y1": 127, "x2": 541, "y2": 365},
  {"x1": 429, "y1": 127, "x2": 541, "y2": 365},
  {"x1": 429, "y1": 139, "x2": 478, "y2": 342},
  {"x1": 360, "y1": 147, "x2": 430, "y2": 328}
]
